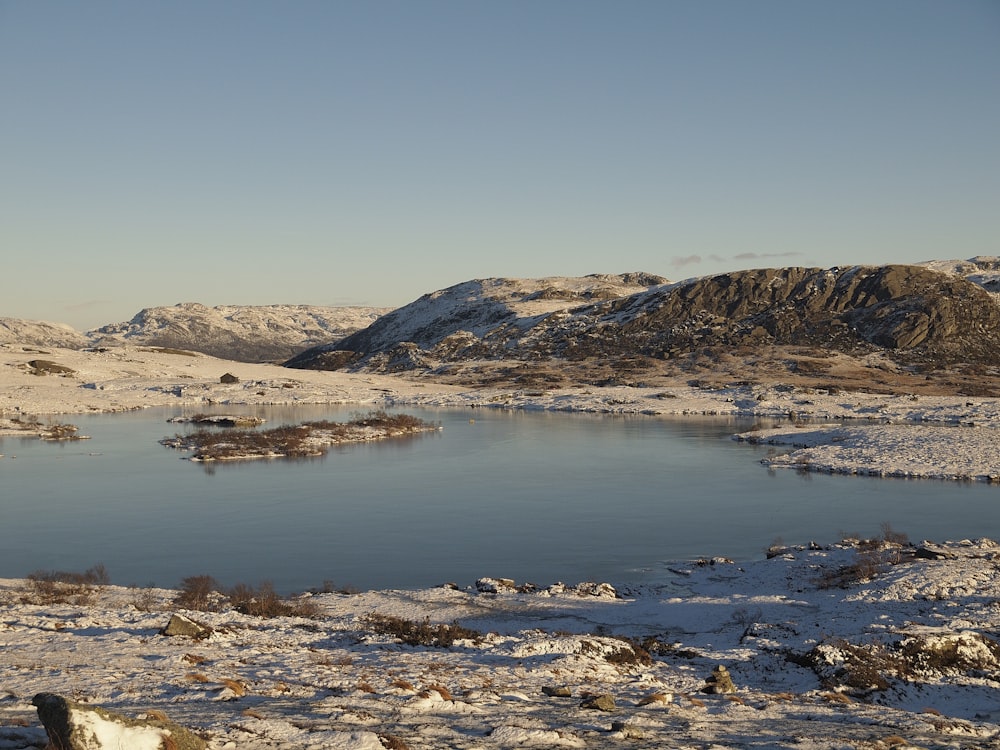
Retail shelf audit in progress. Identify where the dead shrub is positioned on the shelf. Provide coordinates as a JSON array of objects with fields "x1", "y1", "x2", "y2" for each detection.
[
  {"x1": 363, "y1": 614, "x2": 482, "y2": 648},
  {"x1": 422, "y1": 685, "x2": 452, "y2": 701},
  {"x1": 378, "y1": 734, "x2": 411, "y2": 750},
  {"x1": 161, "y1": 411, "x2": 436, "y2": 461},
  {"x1": 219, "y1": 678, "x2": 246, "y2": 696},
  {"x1": 815, "y1": 526, "x2": 909, "y2": 589},
  {"x1": 798, "y1": 638, "x2": 904, "y2": 694},
  {"x1": 23, "y1": 564, "x2": 109, "y2": 605},
  {"x1": 174, "y1": 575, "x2": 224, "y2": 612},
  {"x1": 603, "y1": 637, "x2": 654, "y2": 667},
  {"x1": 227, "y1": 581, "x2": 319, "y2": 619}
]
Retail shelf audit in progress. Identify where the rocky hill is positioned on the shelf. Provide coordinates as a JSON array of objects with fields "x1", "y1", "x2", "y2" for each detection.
[
  {"x1": 284, "y1": 273, "x2": 669, "y2": 371},
  {"x1": 285, "y1": 261, "x2": 1000, "y2": 396},
  {"x1": 3, "y1": 304, "x2": 391, "y2": 362}
]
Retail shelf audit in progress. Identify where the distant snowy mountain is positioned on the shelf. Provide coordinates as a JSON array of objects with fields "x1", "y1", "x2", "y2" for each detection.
[
  {"x1": 89, "y1": 303, "x2": 392, "y2": 362},
  {"x1": 917, "y1": 255, "x2": 1000, "y2": 295},
  {"x1": 1, "y1": 304, "x2": 391, "y2": 362},
  {"x1": 0, "y1": 318, "x2": 89, "y2": 349}
]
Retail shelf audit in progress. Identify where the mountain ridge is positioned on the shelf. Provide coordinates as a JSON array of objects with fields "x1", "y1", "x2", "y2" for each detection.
[
  {"x1": 285, "y1": 259, "x2": 1000, "y2": 396},
  {"x1": 1, "y1": 304, "x2": 391, "y2": 362}
]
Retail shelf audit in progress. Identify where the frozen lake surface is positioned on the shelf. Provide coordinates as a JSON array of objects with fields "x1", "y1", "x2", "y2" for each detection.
[{"x1": 1, "y1": 405, "x2": 996, "y2": 592}]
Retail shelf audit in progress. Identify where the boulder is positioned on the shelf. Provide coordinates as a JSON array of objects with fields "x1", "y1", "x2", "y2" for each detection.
[
  {"x1": 32, "y1": 693, "x2": 206, "y2": 750},
  {"x1": 160, "y1": 613, "x2": 213, "y2": 639},
  {"x1": 580, "y1": 693, "x2": 616, "y2": 711}
]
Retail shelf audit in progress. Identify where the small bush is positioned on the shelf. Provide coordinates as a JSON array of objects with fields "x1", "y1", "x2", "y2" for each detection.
[
  {"x1": 228, "y1": 581, "x2": 319, "y2": 619},
  {"x1": 363, "y1": 613, "x2": 483, "y2": 647},
  {"x1": 23, "y1": 564, "x2": 109, "y2": 605},
  {"x1": 603, "y1": 637, "x2": 654, "y2": 667},
  {"x1": 130, "y1": 584, "x2": 160, "y2": 612},
  {"x1": 174, "y1": 575, "x2": 224, "y2": 612}
]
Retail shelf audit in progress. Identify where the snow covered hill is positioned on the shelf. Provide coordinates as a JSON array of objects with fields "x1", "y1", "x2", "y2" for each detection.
[
  {"x1": 0, "y1": 318, "x2": 89, "y2": 349},
  {"x1": 918, "y1": 255, "x2": 1000, "y2": 294},
  {"x1": 89, "y1": 303, "x2": 392, "y2": 362},
  {"x1": 2, "y1": 304, "x2": 392, "y2": 362},
  {"x1": 285, "y1": 260, "x2": 1000, "y2": 390},
  {"x1": 284, "y1": 273, "x2": 669, "y2": 371}
]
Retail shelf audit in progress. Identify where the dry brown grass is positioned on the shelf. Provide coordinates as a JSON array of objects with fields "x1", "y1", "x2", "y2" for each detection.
[
  {"x1": 377, "y1": 734, "x2": 411, "y2": 750},
  {"x1": 21, "y1": 564, "x2": 109, "y2": 605},
  {"x1": 422, "y1": 685, "x2": 452, "y2": 701},
  {"x1": 415, "y1": 345, "x2": 1000, "y2": 398},
  {"x1": 219, "y1": 678, "x2": 246, "y2": 696},
  {"x1": 821, "y1": 692, "x2": 853, "y2": 704}
]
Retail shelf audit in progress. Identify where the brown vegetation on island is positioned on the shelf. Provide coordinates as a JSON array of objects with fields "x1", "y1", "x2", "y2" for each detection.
[{"x1": 159, "y1": 410, "x2": 437, "y2": 461}]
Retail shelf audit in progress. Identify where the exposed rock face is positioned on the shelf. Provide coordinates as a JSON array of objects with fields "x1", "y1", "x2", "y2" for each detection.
[
  {"x1": 285, "y1": 274, "x2": 669, "y2": 369},
  {"x1": 607, "y1": 265, "x2": 1000, "y2": 361},
  {"x1": 32, "y1": 693, "x2": 206, "y2": 750},
  {"x1": 286, "y1": 264, "x2": 1000, "y2": 373}
]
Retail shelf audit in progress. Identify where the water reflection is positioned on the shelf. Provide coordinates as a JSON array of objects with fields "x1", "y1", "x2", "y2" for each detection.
[{"x1": 1, "y1": 405, "x2": 996, "y2": 592}]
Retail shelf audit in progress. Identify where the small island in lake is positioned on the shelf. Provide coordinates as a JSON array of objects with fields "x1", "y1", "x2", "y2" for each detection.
[{"x1": 159, "y1": 410, "x2": 439, "y2": 461}]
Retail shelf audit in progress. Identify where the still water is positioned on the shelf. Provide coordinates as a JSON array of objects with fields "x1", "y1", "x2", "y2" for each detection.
[{"x1": 1, "y1": 406, "x2": 996, "y2": 592}]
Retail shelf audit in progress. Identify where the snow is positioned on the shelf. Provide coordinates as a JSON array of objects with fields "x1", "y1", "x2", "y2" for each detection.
[
  {"x1": 2, "y1": 341, "x2": 1000, "y2": 747},
  {"x1": 2, "y1": 539, "x2": 999, "y2": 748},
  {"x1": 71, "y1": 708, "x2": 169, "y2": 750}
]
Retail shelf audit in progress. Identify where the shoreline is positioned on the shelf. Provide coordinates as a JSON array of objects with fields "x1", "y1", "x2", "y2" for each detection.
[
  {"x1": 3, "y1": 344, "x2": 999, "y2": 481},
  {"x1": 3, "y1": 345, "x2": 1000, "y2": 747}
]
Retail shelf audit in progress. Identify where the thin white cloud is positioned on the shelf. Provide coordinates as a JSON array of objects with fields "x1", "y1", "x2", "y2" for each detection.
[
  {"x1": 732, "y1": 252, "x2": 803, "y2": 261},
  {"x1": 671, "y1": 255, "x2": 703, "y2": 268}
]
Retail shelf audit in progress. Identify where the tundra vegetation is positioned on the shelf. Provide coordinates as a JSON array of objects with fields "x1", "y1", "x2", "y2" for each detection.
[{"x1": 159, "y1": 410, "x2": 437, "y2": 461}]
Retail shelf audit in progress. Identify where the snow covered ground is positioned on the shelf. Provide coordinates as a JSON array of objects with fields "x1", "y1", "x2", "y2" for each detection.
[
  {"x1": 1, "y1": 539, "x2": 998, "y2": 749},
  {"x1": 2, "y1": 343, "x2": 1000, "y2": 747},
  {"x1": 2, "y1": 343, "x2": 999, "y2": 479}
]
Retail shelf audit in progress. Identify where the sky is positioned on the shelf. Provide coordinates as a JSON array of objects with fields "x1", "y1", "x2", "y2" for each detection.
[{"x1": 2, "y1": 1, "x2": 998, "y2": 331}]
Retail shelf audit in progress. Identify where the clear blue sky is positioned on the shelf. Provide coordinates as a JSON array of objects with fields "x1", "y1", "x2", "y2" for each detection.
[{"x1": 2, "y1": 1, "x2": 998, "y2": 330}]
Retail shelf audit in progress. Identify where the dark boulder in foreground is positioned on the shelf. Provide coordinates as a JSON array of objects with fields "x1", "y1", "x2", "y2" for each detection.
[{"x1": 32, "y1": 692, "x2": 206, "y2": 750}]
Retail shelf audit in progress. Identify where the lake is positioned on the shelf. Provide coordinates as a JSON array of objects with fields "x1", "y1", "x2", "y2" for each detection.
[{"x1": 1, "y1": 406, "x2": 996, "y2": 593}]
